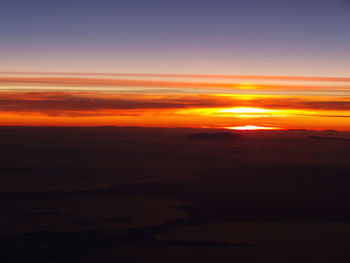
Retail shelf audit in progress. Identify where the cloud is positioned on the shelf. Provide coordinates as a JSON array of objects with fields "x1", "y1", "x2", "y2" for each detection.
[
  {"x1": 2, "y1": 72, "x2": 350, "y2": 82},
  {"x1": 0, "y1": 75, "x2": 349, "y2": 98},
  {"x1": 251, "y1": 98, "x2": 350, "y2": 111},
  {"x1": 0, "y1": 91, "x2": 349, "y2": 119},
  {"x1": 0, "y1": 92, "x2": 228, "y2": 116}
]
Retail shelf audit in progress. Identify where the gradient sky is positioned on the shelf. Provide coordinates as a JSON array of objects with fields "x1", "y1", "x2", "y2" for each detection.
[
  {"x1": 1, "y1": 0, "x2": 350, "y2": 76},
  {"x1": 0, "y1": 1, "x2": 349, "y2": 129}
]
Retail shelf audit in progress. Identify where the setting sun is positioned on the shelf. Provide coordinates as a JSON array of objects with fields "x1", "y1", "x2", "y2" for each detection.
[
  {"x1": 218, "y1": 107, "x2": 270, "y2": 114},
  {"x1": 225, "y1": 125, "x2": 283, "y2": 130}
]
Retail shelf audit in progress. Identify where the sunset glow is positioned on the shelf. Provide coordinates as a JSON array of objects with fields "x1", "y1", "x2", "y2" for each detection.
[
  {"x1": 225, "y1": 125, "x2": 283, "y2": 131},
  {"x1": 0, "y1": 73, "x2": 349, "y2": 130},
  {"x1": 218, "y1": 107, "x2": 270, "y2": 114}
]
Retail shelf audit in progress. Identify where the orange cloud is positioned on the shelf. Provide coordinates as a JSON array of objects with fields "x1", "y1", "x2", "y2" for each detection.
[
  {"x1": 0, "y1": 92, "x2": 349, "y2": 116},
  {"x1": 1, "y1": 75, "x2": 349, "y2": 97},
  {"x1": 0, "y1": 73, "x2": 349, "y2": 130}
]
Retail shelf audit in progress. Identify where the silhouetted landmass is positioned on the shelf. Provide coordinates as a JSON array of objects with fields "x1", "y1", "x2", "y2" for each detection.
[
  {"x1": 0, "y1": 127, "x2": 350, "y2": 262},
  {"x1": 25, "y1": 211, "x2": 67, "y2": 217},
  {"x1": 0, "y1": 227, "x2": 253, "y2": 262},
  {"x1": 287, "y1": 129, "x2": 309, "y2": 132},
  {"x1": 104, "y1": 217, "x2": 131, "y2": 223},
  {"x1": 308, "y1": 135, "x2": 349, "y2": 141},
  {"x1": 32, "y1": 207, "x2": 56, "y2": 211},
  {"x1": 72, "y1": 220, "x2": 94, "y2": 225},
  {"x1": 0, "y1": 166, "x2": 114, "y2": 174},
  {"x1": 187, "y1": 132, "x2": 239, "y2": 140}
]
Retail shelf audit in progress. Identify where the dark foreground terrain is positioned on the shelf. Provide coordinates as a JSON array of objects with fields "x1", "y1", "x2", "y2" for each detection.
[{"x1": 0, "y1": 126, "x2": 350, "y2": 262}]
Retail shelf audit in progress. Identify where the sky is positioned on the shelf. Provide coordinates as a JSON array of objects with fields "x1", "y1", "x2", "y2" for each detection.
[
  {"x1": 0, "y1": 0, "x2": 349, "y2": 129},
  {"x1": 1, "y1": 0, "x2": 350, "y2": 76}
]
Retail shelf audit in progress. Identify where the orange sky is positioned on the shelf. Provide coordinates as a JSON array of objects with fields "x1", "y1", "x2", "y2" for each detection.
[{"x1": 0, "y1": 73, "x2": 349, "y2": 130}]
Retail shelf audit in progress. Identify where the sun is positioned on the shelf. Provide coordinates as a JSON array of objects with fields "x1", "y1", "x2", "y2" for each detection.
[
  {"x1": 218, "y1": 107, "x2": 270, "y2": 114},
  {"x1": 224, "y1": 125, "x2": 282, "y2": 130}
]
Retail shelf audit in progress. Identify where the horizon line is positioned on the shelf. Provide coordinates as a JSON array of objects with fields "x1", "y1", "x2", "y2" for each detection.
[{"x1": 0, "y1": 125, "x2": 347, "y2": 132}]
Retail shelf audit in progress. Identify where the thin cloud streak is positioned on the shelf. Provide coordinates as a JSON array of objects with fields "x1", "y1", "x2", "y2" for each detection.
[
  {"x1": 0, "y1": 74, "x2": 349, "y2": 129},
  {"x1": 0, "y1": 92, "x2": 349, "y2": 117},
  {"x1": 1, "y1": 72, "x2": 350, "y2": 82},
  {"x1": 1, "y1": 76, "x2": 349, "y2": 97}
]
